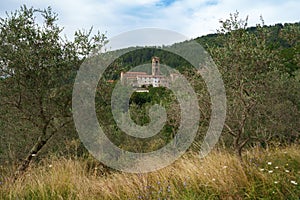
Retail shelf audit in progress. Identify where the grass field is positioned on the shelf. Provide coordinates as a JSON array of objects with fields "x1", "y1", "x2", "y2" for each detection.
[{"x1": 0, "y1": 145, "x2": 299, "y2": 199}]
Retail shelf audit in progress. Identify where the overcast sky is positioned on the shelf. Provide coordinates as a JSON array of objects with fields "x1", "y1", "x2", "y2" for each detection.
[{"x1": 1, "y1": 0, "x2": 299, "y2": 46}]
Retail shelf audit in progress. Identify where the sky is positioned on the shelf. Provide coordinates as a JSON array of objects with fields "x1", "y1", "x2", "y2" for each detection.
[{"x1": 0, "y1": 0, "x2": 299, "y2": 47}]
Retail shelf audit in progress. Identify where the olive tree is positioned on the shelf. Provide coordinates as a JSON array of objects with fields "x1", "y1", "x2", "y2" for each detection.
[
  {"x1": 0, "y1": 6, "x2": 106, "y2": 177},
  {"x1": 208, "y1": 12, "x2": 281, "y2": 160}
]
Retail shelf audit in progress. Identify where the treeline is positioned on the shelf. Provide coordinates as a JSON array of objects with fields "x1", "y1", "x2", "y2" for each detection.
[{"x1": 104, "y1": 21, "x2": 299, "y2": 80}]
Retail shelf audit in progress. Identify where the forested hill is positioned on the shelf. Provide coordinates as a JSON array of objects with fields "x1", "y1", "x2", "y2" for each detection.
[
  {"x1": 195, "y1": 22, "x2": 300, "y2": 74},
  {"x1": 107, "y1": 22, "x2": 299, "y2": 79},
  {"x1": 196, "y1": 22, "x2": 300, "y2": 48}
]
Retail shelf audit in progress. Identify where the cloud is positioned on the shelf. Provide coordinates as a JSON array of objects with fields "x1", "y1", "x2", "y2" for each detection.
[{"x1": 0, "y1": 0, "x2": 299, "y2": 45}]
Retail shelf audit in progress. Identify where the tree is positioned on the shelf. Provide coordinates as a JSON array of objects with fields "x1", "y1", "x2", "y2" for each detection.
[
  {"x1": 279, "y1": 23, "x2": 300, "y2": 74},
  {"x1": 0, "y1": 5, "x2": 106, "y2": 177},
  {"x1": 208, "y1": 12, "x2": 282, "y2": 160}
]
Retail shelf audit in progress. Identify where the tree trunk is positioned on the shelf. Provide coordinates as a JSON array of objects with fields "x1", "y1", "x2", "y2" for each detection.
[
  {"x1": 14, "y1": 132, "x2": 54, "y2": 180},
  {"x1": 234, "y1": 137, "x2": 250, "y2": 163},
  {"x1": 234, "y1": 132, "x2": 242, "y2": 161},
  {"x1": 235, "y1": 146, "x2": 243, "y2": 162}
]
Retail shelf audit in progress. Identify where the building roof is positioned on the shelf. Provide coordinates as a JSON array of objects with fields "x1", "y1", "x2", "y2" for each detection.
[{"x1": 122, "y1": 71, "x2": 148, "y2": 77}]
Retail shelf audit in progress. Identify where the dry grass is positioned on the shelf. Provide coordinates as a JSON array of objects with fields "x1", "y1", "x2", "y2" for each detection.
[{"x1": 0, "y1": 145, "x2": 299, "y2": 199}]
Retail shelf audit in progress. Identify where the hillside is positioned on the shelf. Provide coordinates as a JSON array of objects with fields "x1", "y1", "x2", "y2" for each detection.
[
  {"x1": 0, "y1": 7, "x2": 299, "y2": 200},
  {"x1": 99, "y1": 22, "x2": 300, "y2": 85}
]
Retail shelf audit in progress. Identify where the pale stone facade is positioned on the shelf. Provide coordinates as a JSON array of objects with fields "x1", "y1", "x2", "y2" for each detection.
[{"x1": 120, "y1": 57, "x2": 173, "y2": 88}]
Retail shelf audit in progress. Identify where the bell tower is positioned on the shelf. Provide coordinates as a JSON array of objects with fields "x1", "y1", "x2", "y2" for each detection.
[{"x1": 152, "y1": 56, "x2": 160, "y2": 76}]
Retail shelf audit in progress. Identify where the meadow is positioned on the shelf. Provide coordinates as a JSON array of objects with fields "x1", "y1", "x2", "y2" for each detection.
[{"x1": 1, "y1": 144, "x2": 299, "y2": 200}]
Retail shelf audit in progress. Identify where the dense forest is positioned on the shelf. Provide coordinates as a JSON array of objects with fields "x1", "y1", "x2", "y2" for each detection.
[{"x1": 0, "y1": 6, "x2": 299, "y2": 199}]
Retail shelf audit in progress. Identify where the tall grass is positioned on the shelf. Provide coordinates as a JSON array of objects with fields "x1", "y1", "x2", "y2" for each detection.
[{"x1": 0, "y1": 145, "x2": 299, "y2": 199}]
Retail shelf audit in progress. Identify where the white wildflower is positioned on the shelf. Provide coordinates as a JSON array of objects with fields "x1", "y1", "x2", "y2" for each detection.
[
  {"x1": 275, "y1": 166, "x2": 279, "y2": 169},
  {"x1": 291, "y1": 180, "x2": 298, "y2": 185},
  {"x1": 267, "y1": 162, "x2": 272, "y2": 165},
  {"x1": 268, "y1": 170, "x2": 273, "y2": 173},
  {"x1": 274, "y1": 181, "x2": 279, "y2": 184},
  {"x1": 260, "y1": 168, "x2": 265, "y2": 172},
  {"x1": 285, "y1": 170, "x2": 290, "y2": 173}
]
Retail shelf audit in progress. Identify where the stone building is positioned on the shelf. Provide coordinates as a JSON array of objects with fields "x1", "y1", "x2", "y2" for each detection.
[{"x1": 120, "y1": 56, "x2": 172, "y2": 88}]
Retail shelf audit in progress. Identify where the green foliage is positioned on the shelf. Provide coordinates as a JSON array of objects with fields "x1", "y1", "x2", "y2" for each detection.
[
  {"x1": 204, "y1": 12, "x2": 300, "y2": 158},
  {"x1": 0, "y1": 5, "x2": 299, "y2": 170},
  {"x1": 102, "y1": 48, "x2": 192, "y2": 81},
  {"x1": 0, "y1": 5, "x2": 106, "y2": 168},
  {"x1": 196, "y1": 21, "x2": 300, "y2": 75},
  {"x1": 95, "y1": 84, "x2": 181, "y2": 153},
  {"x1": 130, "y1": 92, "x2": 151, "y2": 106}
]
